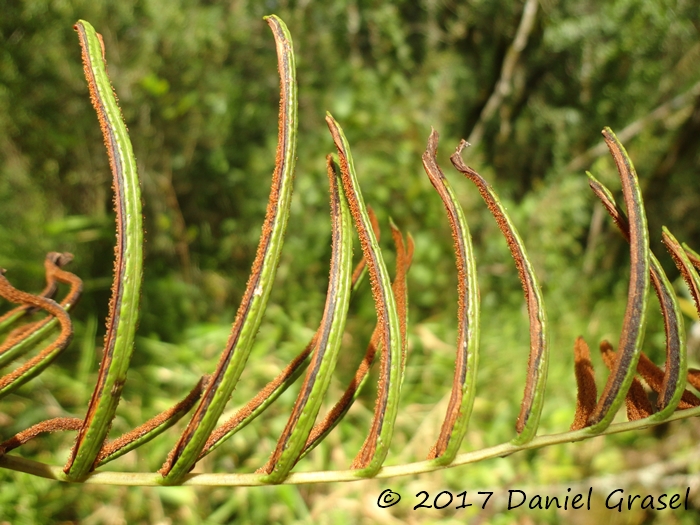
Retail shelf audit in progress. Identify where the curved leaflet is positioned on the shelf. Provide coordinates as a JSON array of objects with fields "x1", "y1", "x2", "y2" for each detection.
[
  {"x1": 326, "y1": 113, "x2": 403, "y2": 477},
  {"x1": 259, "y1": 156, "x2": 353, "y2": 483},
  {"x1": 299, "y1": 219, "x2": 413, "y2": 462},
  {"x1": 587, "y1": 173, "x2": 685, "y2": 418},
  {"x1": 64, "y1": 21, "x2": 144, "y2": 480},
  {"x1": 159, "y1": 15, "x2": 298, "y2": 484},
  {"x1": 450, "y1": 140, "x2": 548, "y2": 444},
  {"x1": 585, "y1": 128, "x2": 650, "y2": 432},
  {"x1": 422, "y1": 129, "x2": 480, "y2": 463}
]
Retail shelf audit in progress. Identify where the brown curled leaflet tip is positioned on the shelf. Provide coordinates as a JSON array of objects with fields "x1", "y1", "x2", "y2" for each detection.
[
  {"x1": 570, "y1": 337, "x2": 597, "y2": 431},
  {"x1": 0, "y1": 271, "x2": 73, "y2": 396},
  {"x1": 687, "y1": 369, "x2": 700, "y2": 391},
  {"x1": 0, "y1": 418, "x2": 83, "y2": 456},
  {"x1": 599, "y1": 341, "x2": 653, "y2": 421},
  {"x1": 48, "y1": 254, "x2": 83, "y2": 307},
  {"x1": 0, "y1": 253, "x2": 67, "y2": 326},
  {"x1": 0, "y1": 254, "x2": 81, "y2": 360},
  {"x1": 635, "y1": 353, "x2": 700, "y2": 409},
  {"x1": 450, "y1": 139, "x2": 547, "y2": 444},
  {"x1": 0, "y1": 254, "x2": 83, "y2": 360},
  {"x1": 663, "y1": 228, "x2": 700, "y2": 318},
  {"x1": 27, "y1": 252, "x2": 67, "y2": 302},
  {"x1": 587, "y1": 173, "x2": 684, "y2": 414},
  {"x1": 422, "y1": 129, "x2": 480, "y2": 462},
  {"x1": 95, "y1": 376, "x2": 209, "y2": 467},
  {"x1": 586, "y1": 128, "x2": 650, "y2": 431}
]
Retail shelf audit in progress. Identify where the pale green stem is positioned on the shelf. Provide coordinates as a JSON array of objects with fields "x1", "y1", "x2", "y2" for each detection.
[{"x1": 4, "y1": 406, "x2": 700, "y2": 486}]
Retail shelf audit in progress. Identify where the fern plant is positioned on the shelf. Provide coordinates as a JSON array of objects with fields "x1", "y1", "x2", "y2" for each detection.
[{"x1": 2, "y1": 16, "x2": 700, "y2": 488}]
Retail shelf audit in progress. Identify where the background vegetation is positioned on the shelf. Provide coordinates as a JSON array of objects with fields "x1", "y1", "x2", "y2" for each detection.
[{"x1": 1, "y1": 0, "x2": 700, "y2": 523}]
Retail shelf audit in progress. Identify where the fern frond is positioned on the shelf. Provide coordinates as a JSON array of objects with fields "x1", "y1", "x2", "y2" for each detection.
[{"x1": 2, "y1": 15, "x2": 700, "y2": 487}]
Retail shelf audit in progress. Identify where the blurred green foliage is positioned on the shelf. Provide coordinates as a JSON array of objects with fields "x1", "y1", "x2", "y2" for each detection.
[{"x1": 2, "y1": 0, "x2": 700, "y2": 523}]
